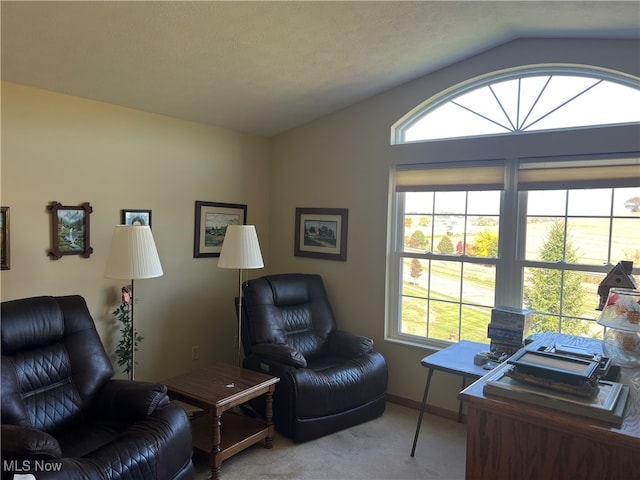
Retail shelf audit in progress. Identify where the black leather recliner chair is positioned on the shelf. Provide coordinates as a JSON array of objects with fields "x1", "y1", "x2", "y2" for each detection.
[
  {"x1": 240, "y1": 273, "x2": 388, "y2": 443},
  {"x1": 1, "y1": 295, "x2": 194, "y2": 480}
]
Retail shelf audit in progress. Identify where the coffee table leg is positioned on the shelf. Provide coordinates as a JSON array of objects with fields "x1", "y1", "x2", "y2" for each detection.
[
  {"x1": 210, "y1": 414, "x2": 222, "y2": 480},
  {"x1": 264, "y1": 390, "x2": 274, "y2": 449}
]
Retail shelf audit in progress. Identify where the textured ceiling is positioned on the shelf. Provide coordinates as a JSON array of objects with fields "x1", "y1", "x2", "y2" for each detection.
[{"x1": 2, "y1": 1, "x2": 639, "y2": 137}]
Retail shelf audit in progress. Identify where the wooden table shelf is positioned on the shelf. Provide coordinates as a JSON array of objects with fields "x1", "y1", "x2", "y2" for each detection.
[{"x1": 191, "y1": 411, "x2": 271, "y2": 462}]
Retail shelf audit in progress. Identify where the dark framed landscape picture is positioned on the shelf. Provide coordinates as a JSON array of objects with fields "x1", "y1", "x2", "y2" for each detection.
[
  {"x1": 47, "y1": 202, "x2": 93, "y2": 259},
  {"x1": 194, "y1": 201, "x2": 247, "y2": 258},
  {"x1": 1, "y1": 207, "x2": 9, "y2": 270},
  {"x1": 295, "y1": 207, "x2": 348, "y2": 261},
  {"x1": 121, "y1": 209, "x2": 152, "y2": 228}
]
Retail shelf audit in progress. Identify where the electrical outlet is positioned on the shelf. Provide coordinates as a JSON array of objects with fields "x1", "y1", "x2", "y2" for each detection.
[{"x1": 191, "y1": 345, "x2": 199, "y2": 361}]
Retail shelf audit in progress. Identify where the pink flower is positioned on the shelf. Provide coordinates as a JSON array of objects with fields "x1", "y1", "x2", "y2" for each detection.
[{"x1": 121, "y1": 285, "x2": 132, "y2": 306}]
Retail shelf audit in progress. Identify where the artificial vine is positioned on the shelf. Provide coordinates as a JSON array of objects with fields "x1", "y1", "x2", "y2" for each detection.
[{"x1": 113, "y1": 285, "x2": 143, "y2": 377}]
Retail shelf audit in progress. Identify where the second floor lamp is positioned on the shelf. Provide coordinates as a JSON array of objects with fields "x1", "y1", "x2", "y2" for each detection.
[{"x1": 218, "y1": 225, "x2": 264, "y2": 365}]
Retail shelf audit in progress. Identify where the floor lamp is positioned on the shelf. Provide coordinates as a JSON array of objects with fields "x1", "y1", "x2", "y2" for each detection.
[
  {"x1": 218, "y1": 225, "x2": 264, "y2": 366},
  {"x1": 105, "y1": 225, "x2": 163, "y2": 380}
]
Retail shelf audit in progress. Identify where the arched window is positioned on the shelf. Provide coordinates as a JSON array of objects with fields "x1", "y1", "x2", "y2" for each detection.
[
  {"x1": 386, "y1": 65, "x2": 640, "y2": 349},
  {"x1": 394, "y1": 67, "x2": 640, "y2": 143}
]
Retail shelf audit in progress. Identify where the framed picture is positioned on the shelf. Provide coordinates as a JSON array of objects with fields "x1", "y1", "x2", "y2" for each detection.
[
  {"x1": 194, "y1": 201, "x2": 247, "y2": 258},
  {"x1": 121, "y1": 209, "x2": 152, "y2": 228},
  {"x1": 1, "y1": 207, "x2": 9, "y2": 270},
  {"x1": 295, "y1": 207, "x2": 348, "y2": 261},
  {"x1": 47, "y1": 202, "x2": 93, "y2": 259}
]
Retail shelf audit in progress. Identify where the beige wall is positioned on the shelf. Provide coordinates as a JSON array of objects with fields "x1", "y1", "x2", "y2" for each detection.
[
  {"x1": 2, "y1": 37, "x2": 638, "y2": 414},
  {"x1": 1, "y1": 81, "x2": 270, "y2": 381}
]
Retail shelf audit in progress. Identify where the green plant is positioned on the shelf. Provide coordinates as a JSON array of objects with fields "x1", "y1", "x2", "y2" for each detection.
[
  {"x1": 436, "y1": 235, "x2": 454, "y2": 254},
  {"x1": 113, "y1": 285, "x2": 142, "y2": 377},
  {"x1": 524, "y1": 220, "x2": 588, "y2": 336},
  {"x1": 472, "y1": 230, "x2": 499, "y2": 258},
  {"x1": 408, "y1": 230, "x2": 429, "y2": 249}
]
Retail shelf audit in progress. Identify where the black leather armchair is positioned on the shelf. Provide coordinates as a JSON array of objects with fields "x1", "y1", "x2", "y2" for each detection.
[
  {"x1": 1, "y1": 295, "x2": 194, "y2": 480},
  {"x1": 240, "y1": 274, "x2": 388, "y2": 443}
]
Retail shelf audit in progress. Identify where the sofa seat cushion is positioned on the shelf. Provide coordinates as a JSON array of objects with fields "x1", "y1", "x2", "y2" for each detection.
[
  {"x1": 57, "y1": 422, "x2": 158, "y2": 478},
  {"x1": 55, "y1": 420, "x2": 128, "y2": 458},
  {"x1": 292, "y1": 351, "x2": 387, "y2": 419},
  {"x1": 52, "y1": 403, "x2": 193, "y2": 479}
]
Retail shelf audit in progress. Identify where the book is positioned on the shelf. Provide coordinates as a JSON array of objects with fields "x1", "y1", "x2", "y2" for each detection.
[
  {"x1": 483, "y1": 365, "x2": 629, "y2": 426},
  {"x1": 487, "y1": 323, "x2": 527, "y2": 343},
  {"x1": 491, "y1": 306, "x2": 533, "y2": 330}
]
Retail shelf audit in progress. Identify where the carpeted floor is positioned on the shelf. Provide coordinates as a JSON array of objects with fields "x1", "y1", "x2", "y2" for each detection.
[{"x1": 193, "y1": 402, "x2": 467, "y2": 480}]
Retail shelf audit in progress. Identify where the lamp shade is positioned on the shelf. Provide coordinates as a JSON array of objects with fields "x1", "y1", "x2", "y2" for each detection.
[
  {"x1": 105, "y1": 225, "x2": 163, "y2": 279},
  {"x1": 218, "y1": 225, "x2": 264, "y2": 269}
]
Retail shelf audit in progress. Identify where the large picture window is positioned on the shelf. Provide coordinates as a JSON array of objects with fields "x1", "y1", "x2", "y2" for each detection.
[
  {"x1": 390, "y1": 160, "x2": 639, "y2": 347},
  {"x1": 387, "y1": 66, "x2": 640, "y2": 348}
]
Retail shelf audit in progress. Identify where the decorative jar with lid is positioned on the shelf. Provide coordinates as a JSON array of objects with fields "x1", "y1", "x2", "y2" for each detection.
[{"x1": 597, "y1": 288, "x2": 640, "y2": 368}]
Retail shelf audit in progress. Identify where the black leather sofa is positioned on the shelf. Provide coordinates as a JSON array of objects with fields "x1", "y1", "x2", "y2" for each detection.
[
  {"x1": 1, "y1": 295, "x2": 194, "y2": 480},
  {"x1": 240, "y1": 273, "x2": 388, "y2": 443}
]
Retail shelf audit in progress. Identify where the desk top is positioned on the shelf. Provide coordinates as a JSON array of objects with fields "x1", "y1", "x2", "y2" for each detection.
[
  {"x1": 421, "y1": 340, "x2": 490, "y2": 378},
  {"x1": 460, "y1": 333, "x2": 640, "y2": 445}
]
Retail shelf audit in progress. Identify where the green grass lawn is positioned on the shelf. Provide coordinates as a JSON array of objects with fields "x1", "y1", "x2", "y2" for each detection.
[
  {"x1": 402, "y1": 281, "x2": 492, "y2": 343},
  {"x1": 525, "y1": 217, "x2": 640, "y2": 264}
]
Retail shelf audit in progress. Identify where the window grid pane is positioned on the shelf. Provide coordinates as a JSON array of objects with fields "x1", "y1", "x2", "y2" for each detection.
[
  {"x1": 398, "y1": 190, "x2": 500, "y2": 344},
  {"x1": 393, "y1": 183, "x2": 639, "y2": 346}
]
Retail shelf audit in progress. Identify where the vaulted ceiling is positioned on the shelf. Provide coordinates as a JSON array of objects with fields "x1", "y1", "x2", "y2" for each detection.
[{"x1": 2, "y1": 1, "x2": 638, "y2": 136}]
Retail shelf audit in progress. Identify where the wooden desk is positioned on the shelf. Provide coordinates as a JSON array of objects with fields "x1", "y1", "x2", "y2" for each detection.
[
  {"x1": 163, "y1": 363, "x2": 279, "y2": 480},
  {"x1": 410, "y1": 340, "x2": 489, "y2": 456},
  {"x1": 459, "y1": 333, "x2": 640, "y2": 480}
]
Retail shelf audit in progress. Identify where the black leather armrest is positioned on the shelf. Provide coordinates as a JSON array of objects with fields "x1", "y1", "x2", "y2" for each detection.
[
  {"x1": 326, "y1": 330, "x2": 374, "y2": 357},
  {"x1": 1, "y1": 424, "x2": 62, "y2": 459},
  {"x1": 250, "y1": 343, "x2": 307, "y2": 368},
  {"x1": 243, "y1": 354, "x2": 298, "y2": 378},
  {"x1": 93, "y1": 379, "x2": 169, "y2": 421}
]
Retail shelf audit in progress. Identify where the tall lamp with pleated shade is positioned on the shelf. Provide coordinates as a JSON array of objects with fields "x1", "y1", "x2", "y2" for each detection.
[
  {"x1": 105, "y1": 225, "x2": 163, "y2": 380},
  {"x1": 218, "y1": 225, "x2": 264, "y2": 365}
]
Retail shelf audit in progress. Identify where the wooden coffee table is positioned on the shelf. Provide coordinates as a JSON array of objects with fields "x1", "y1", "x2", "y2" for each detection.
[{"x1": 162, "y1": 363, "x2": 279, "y2": 480}]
